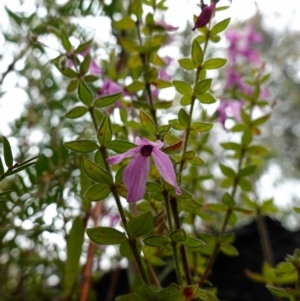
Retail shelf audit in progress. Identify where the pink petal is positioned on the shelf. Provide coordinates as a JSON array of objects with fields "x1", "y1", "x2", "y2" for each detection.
[
  {"x1": 135, "y1": 137, "x2": 164, "y2": 150},
  {"x1": 151, "y1": 149, "x2": 181, "y2": 195},
  {"x1": 89, "y1": 59, "x2": 102, "y2": 75},
  {"x1": 107, "y1": 146, "x2": 140, "y2": 165},
  {"x1": 123, "y1": 153, "x2": 149, "y2": 202}
]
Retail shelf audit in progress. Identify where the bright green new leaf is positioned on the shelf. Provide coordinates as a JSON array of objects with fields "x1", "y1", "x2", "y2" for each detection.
[
  {"x1": 220, "y1": 142, "x2": 241, "y2": 150},
  {"x1": 196, "y1": 92, "x2": 216, "y2": 104},
  {"x1": 83, "y1": 157, "x2": 112, "y2": 184},
  {"x1": 178, "y1": 58, "x2": 196, "y2": 70},
  {"x1": 78, "y1": 80, "x2": 93, "y2": 106},
  {"x1": 87, "y1": 227, "x2": 127, "y2": 245},
  {"x1": 132, "y1": 0, "x2": 143, "y2": 18},
  {"x1": 191, "y1": 122, "x2": 213, "y2": 132},
  {"x1": 64, "y1": 140, "x2": 98, "y2": 153},
  {"x1": 127, "y1": 211, "x2": 154, "y2": 238},
  {"x1": 140, "y1": 110, "x2": 157, "y2": 135},
  {"x1": 246, "y1": 145, "x2": 269, "y2": 156},
  {"x1": 64, "y1": 217, "x2": 84, "y2": 298},
  {"x1": 178, "y1": 108, "x2": 190, "y2": 128},
  {"x1": 202, "y1": 58, "x2": 227, "y2": 69},
  {"x1": 220, "y1": 243, "x2": 239, "y2": 256},
  {"x1": 180, "y1": 95, "x2": 192, "y2": 106},
  {"x1": 65, "y1": 106, "x2": 88, "y2": 119},
  {"x1": 194, "y1": 79, "x2": 212, "y2": 94},
  {"x1": 219, "y1": 164, "x2": 236, "y2": 178},
  {"x1": 266, "y1": 286, "x2": 291, "y2": 298},
  {"x1": 128, "y1": 54, "x2": 142, "y2": 69},
  {"x1": 172, "y1": 80, "x2": 192, "y2": 96},
  {"x1": 85, "y1": 183, "x2": 111, "y2": 201},
  {"x1": 191, "y1": 39, "x2": 203, "y2": 66},
  {"x1": 211, "y1": 18, "x2": 231, "y2": 35},
  {"x1": 154, "y1": 101, "x2": 173, "y2": 110},
  {"x1": 125, "y1": 81, "x2": 145, "y2": 92},
  {"x1": 2, "y1": 136, "x2": 13, "y2": 167},
  {"x1": 112, "y1": 17, "x2": 135, "y2": 30},
  {"x1": 97, "y1": 115, "x2": 113, "y2": 147}
]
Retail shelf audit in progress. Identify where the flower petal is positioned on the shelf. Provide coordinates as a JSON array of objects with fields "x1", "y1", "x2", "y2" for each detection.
[
  {"x1": 107, "y1": 146, "x2": 140, "y2": 165},
  {"x1": 123, "y1": 153, "x2": 149, "y2": 202},
  {"x1": 135, "y1": 137, "x2": 164, "y2": 150},
  {"x1": 151, "y1": 149, "x2": 181, "y2": 195}
]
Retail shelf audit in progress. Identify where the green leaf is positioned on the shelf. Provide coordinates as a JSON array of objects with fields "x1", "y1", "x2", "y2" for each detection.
[
  {"x1": 144, "y1": 235, "x2": 170, "y2": 247},
  {"x1": 75, "y1": 39, "x2": 93, "y2": 54},
  {"x1": 97, "y1": 115, "x2": 113, "y2": 147},
  {"x1": 158, "y1": 285, "x2": 185, "y2": 301},
  {"x1": 191, "y1": 40, "x2": 203, "y2": 66},
  {"x1": 191, "y1": 122, "x2": 213, "y2": 132},
  {"x1": 238, "y1": 178, "x2": 252, "y2": 191},
  {"x1": 158, "y1": 124, "x2": 171, "y2": 134},
  {"x1": 2, "y1": 136, "x2": 13, "y2": 167},
  {"x1": 294, "y1": 207, "x2": 300, "y2": 214},
  {"x1": 183, "y1": 236, "x2": 205, "y2": 248},
  {"x1": 194, "y1": 79, "x2": 211, "y2": 94},
  {"x1": 80, "y1": 53, "x2": 91, "y2": 75},
  {"x1": 221, "y1": 192, "x2": 235, "y2": 207},
  {"x1": 62, "y1": 68, "x2": 78, "y2": 78},
  {"x1": 140, "y1": 110, "x2": 157, "y2": 135},
  {"x1": 83, "y1": 157, "x2": 112, "y2": 184},
  {"x1": 178, "y1": 109, "x2": 190, "y2": 128},
  {"x1": 78, "y1": 80, "x2": 93, "y2": 106},
  {"x1": 119, "y1": 240, "x2": 141, "y2": 260},
  {"x1": 172, "y1": 80, "x2": 192, "y2": 96},
  {"x1": 153, "y1": 79, "x2": 172, "y2": 89},
  {"x1": 241, "y1": 129, "x2": 253, "y2": 146},
  {"x1": 182, "y1": 151, "x2": 195, "y2": 160},
  {"x1": 221, "y1": 142, "x2": 241, "y2": 150},
  {"x1": 85, "y1": 183, "x2": 111, "y2": 201},
  {"x1": 127, "y1": 211, "x2": 154, "y2": 238},
  {"x1": 112, "y1": 17, "x2": 135, "y2": 30},
  {"x1": 202, "y1": 58, "x2": 227, "y2": 69},
  {"x1": 61, "y1": 30, "x2": 72, "y2": 51},
  {"x1": 219, "y1": 164, "x2": 236, "y2": 177},
  {"x1": 135, "y1": 284, "x2": 158, "y2": 301},
  {"x1": 178, "y1": 58, "x2": 196, "y2": 70},
  {"x1": 196, "y1": 92, "x2": 216, "y2": 104},
  {"x1": 188, "y1": 156, "x2": 204, "y2": 165},
  {"x1": 220, "y1": 243, "x2": 239, "y2": 256},
  {"x1": 145, "y1": 182, "x2": 162, "y2": 193},
  {"x1": 125, "y1": 81, "x2": 145, "y2": 93},
  {"x1": 107, "y1": 140, "x2": 135, "y2": 153},
  {"x1": 180, "y1": 95, "x2": 192, "y2": 106},
  {"x1": 211, "y1": 18, "x2": 231, "y2": 35},
  {"x1": 266, "y1": 286, "x2": 291, "y2": 298},
  {"x1": 64, "y1": 140, "x2": 98, "y2": 153},
  {"x1": 144, "y1": 67, "x2": 158, "y2": 83},
  {"x1": 252, "y1": 114, "x2": 271, "y2": 126},
  {"x1": 239, "y1": 165, "x2": 257, "y2": 177},
  {"x1": 64, "y1": 217, "x2": 84, "y2": 298},
  {"x1": 133, "y1": 101, "x2": 151, "y2": 110},
  {"x1": 67, "y1": 79, "x2": 79, "y2": 92},
  {"x1": 0, "y1": 156, "x2": 4, "y2": 174},
  {"x1": 247, "y1": 145, "x2": 269, "y2": 156},
  {"x1": 65, "y1": 106, "x2": 88, "y2": 119},
  {"x1": 87, "y1": 227, "x2": 127, "y2": 245},
  {"x1": 116, "y1": 294, "x2": 146, "y2": 301},
  {"x1": 132, "y1": 0, "x2": 143, "y2": 18},
  {"x1": 170, "y1": 229, "x2": 186, "y2": 242},
  {"x1": 94, "y1": 92, "x2": 122, "y2": 108}
]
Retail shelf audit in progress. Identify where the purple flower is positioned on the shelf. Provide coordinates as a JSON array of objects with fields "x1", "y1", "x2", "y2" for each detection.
[
  {"x1": 107, "y1": 137, "x2": 182, "y2": 202},
  {"x1": 192, "y1": 2, "x2": 217, "y2": 31},
  {"x1": 217, "y1": 100, "x2": 243, "y2": 128}
]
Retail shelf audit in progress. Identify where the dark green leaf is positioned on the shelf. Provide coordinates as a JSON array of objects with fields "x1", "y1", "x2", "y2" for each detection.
[
  {"x1": 64, "y1": 140, "x2": 98, "y2": 153},
  {"x1": 221, "y1": 192, "x2": 235, "y2": 207},
  {"x1": 154, "y1": 101, "x2": 173, "y2": 109},
  {"x1": 0, "y1": 156, "x2": 4, "y2": 174},
  {"x1": 127, "y1": 211, "x2": 154, "y2": 238},
  {"x1": 170, "y1": 229, "x2": 186, "y2": 242},
  {"x1": 75, "y1": 39, "x2": 93, "y2": 54},
  {"x1": 87, "y1": 227, "x2": 127, "y2": 245},
  {"x1": 94, "y1": 92, "x2": 122, "y2": 108},
  {"x1": 67, "y1": 79, "x2": 79, "y2": 92},
  {"x1": 62, "y1": 68, "x2": 78, "y2": 78},
  {"x1": 239, "y1": 165, "x2": 257, "y2": 177},
  {"x1": 125, "y1": 81, "x2": 145, "y2": 92},
  {"x1": 107, "y1": 140, "x2": 135, "y2": 153},
  {"x1": 85, "y1": 183, "x2": 111, "y2": 201},
  {"x1": 2, "y1": 136, "x2": 13, "y2": 167},
  {"x1": 140, "y1": 110, "x2": 157, "y2": 135},
  {"x1": 65, "y1": 106, "x2": 88, "y2": 119},
  {"x1": 80, "y1": 53, "x2": 91, "y2": 75},
  {"x1": 116, "y1": 294, "x2": 146, "y2": 301},
  {"x1": 78, "y1": 80, "x2": 93, "y2": 106},
  {"x1": 97, "y1": 115, "x2": 113, "y2": 147},
  {"x1": 144, "y1": 235, "x2": 170, "y2": 247},
  {"x1": 178, "y1": 109, "x2": 190, "y2": 128},
  {"x1": 194, "y1": 79, "x2": 211, "y2": 94},
  {"x1": 219, "y1": 164, "x2": 236, "y2": 177},
  {"x1": 83, "y1": 157, "x2": 112, "y2": 184},
  {"x1": 61, "y1": 30, "x2": 72, "y2": 51},
  {"x1": 64, "y1": 217, "x2": 84, "y2": 298},
  {"x1": 183, "y1": 236, "x2": 205, "y2": 248},
  {"x1": 238, "y1": 178, "x2": 252, "y2": 191}
]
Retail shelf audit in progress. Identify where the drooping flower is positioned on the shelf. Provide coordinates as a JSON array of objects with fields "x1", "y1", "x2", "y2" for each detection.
[
  {"x1": 192, "y1": 1, "x2": 219, "y2": 31},
  {"x1": 107, "y1": 137, "x2": 182, "y2": 202}
]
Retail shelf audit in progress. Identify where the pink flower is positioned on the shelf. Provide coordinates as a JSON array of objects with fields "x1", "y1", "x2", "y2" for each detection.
[
  {"x1": 192, "y1": 2, "x2": 216, "y2": 31},
  {"x1": 155, "y1": 21, "x2": 178, "y2": 31},
  {"x1": 217, "y1": 100, "x2": 244, "y2": 128},
  {"x1": 97, "y1": 79, "x2": 124, "y2": 96},
  {"x1": 107, "y1": 137, "x2": 182, "y2": 202}
]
